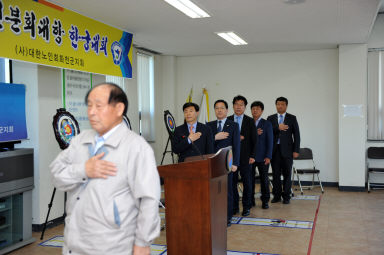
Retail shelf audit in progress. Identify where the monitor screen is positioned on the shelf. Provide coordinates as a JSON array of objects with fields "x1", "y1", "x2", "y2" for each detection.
[{"x1": 0, "y1": 83, "x2": 28, "y2": 142}]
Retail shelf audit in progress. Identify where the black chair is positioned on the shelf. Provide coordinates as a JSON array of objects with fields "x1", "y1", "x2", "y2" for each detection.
[
  {"x1": 292, "y1": 148, "x2": 324, "y2": 195},
  {"x1": 367, "y1": 147, "x2": 384, "y2": 192}
]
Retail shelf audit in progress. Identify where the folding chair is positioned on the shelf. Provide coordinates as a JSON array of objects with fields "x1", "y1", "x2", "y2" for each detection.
[
  {"x1": 367, "y1": 147, "x2": 384, "y2": 192},
  {"x1": 292, "y1": 148, "x2": 324, "y2": 195}
]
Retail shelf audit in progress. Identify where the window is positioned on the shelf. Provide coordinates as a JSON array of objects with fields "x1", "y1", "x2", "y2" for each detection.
[
  {"x1": 0, "y1": 58, "x2": 11, "y2": 83},
  {"x1": 137, "y1": 52, "x2": 155, "y2": 141},
  {"x1": 105, "y1": 75, "x2": 125, "y2": 90},
  {"x1": 368, "y1": 50, "x2": 384, "y2": 140}
]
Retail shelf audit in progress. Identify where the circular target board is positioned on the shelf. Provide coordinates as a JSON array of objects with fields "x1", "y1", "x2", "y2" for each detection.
[
  {"x1": 167, "y1": 114, "x2": 175, "y2": 133},
  {"x1": 52, "y1": 109, "x2": 80, "y2": 150},
  {"x1": 164, "y1": 110, "x2": 176, "y2": 136}
]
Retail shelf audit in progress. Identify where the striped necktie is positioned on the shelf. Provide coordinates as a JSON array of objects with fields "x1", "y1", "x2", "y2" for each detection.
[
  {"x1": 218, "y1": 120, "x2": 222, "y2": 132},
  {"x1": 279, "y1": 114, "x2": 284, "y2": 124}
]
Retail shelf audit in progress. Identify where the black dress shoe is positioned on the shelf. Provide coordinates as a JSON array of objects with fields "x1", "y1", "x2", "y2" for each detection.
[
  {"x1": 283, "y1": 199, "x2": 290, "y2": 204},
  {"x1": 262, "y1": 202, "x2": 269, "y2": 209},
  {"x1": 227, "y1": 221, "x2": 232, "y2": 227},
  {"x1": 271, "y1": 197, "x2": 281, "y2": 203},
  {"x1": 242, "y1": 209, "x2": 250, "y2": 217}
]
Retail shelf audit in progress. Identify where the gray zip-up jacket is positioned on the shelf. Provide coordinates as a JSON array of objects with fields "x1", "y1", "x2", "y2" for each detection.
[{"x1": 50, "y1": 123, "x2": 160, "y2": 255}]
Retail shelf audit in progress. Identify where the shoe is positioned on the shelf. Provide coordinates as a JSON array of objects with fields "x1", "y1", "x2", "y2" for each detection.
[
  {"x1": 233, "y1": 208, "x2": 239, "y2": 215},
  {"x1": 271, "y1": 197, "x2": 281, "y2": 203},
  {"x1": 242, "y1": 209, "x2": 250, "y2": 217},
  {"x1": 262, "y1": 202, "x2": 269, "y2": 209},
  {"x1": 227, "y1": 221, "x2": 232, "y2": 227},
  {"x1": 283, "y1": 199, "x2": 290, "y2": 204}
]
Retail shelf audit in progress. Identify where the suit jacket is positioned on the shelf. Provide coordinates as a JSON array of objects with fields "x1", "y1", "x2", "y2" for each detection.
[
  {"x1": 254, "y1": 118, "x2": 273, "y2": 162},
  {"x1": 228, "y1": 114, "x2": 257, "y2": 165},
  {"x1": 207, "y1": 119, "x2": 240, "y2": 167},
  {"x1": 171, "y1": 122, "x2": 214, "y2": 162},
  {"x1": 267, "y1": 113, "x2": 300, "y2": 158}
]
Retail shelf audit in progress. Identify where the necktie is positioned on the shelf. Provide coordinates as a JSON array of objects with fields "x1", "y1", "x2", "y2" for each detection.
[
  {"x1": 236, "y1": 116, "x2": 241, "y2": 132},
  {"x1": 189, "y1": 125, "x2": 193, "y2": 134},
  {"x1": 277, "y1": 115, "x2": 283, "y2": 144},
  {"x1": 278, "y1": 114, "x2": 284, "y2": 124},
  {"x1": 218, "y1": 120, "x2": 222, "y2": 132}
]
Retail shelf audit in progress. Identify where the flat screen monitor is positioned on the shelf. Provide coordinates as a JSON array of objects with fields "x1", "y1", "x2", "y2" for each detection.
[{"x1": 0, "y1": 83, "x2": 28, "y2": 143}]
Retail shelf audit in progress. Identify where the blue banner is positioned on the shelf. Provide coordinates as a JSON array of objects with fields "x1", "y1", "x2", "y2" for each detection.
[{"x1": 0, "y1": 83, "x2": 28, "y2": 142}]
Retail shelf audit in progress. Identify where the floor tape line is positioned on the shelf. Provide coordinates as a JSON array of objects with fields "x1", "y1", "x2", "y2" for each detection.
[
  {"x1": 39, "y1": 236, "x2": 279, "y2": 254},
  {"x1": 291, "y1": 195, "x2": 320, "y2": 200},
  {"x1": 231, "y1": 216, "x2": 313, "y2": 229},
  {"x1": 307, "y1": 194, "x2": 322, "y2": 255}
]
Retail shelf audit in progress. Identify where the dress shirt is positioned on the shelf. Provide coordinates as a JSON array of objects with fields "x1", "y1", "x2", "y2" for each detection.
[
  {"x1": 234, "y1": 114, "x2": 244, "y2": 132},
  {"x1": 277, "y1": 112, "x2": 286, "y2": 123},
  {"x1": 255, "y1": 117, "x2": 262, "y2": 127},
  {"x1": 277, "y1": 112, "x2": 286, "y2": 144},
  {"x1": 93, "y1": 122, "x2": 123, "y2": 154},
  {"x1": 217, "y1": 118, "x2": 227, "y2": 131},
  {"x1": 187, "y1": 122, "x2": 197, "y2": 144}
]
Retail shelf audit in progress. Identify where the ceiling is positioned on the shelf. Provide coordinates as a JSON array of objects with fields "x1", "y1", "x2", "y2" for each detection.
[{"x1": 50, "y1": 0, "x2": 382, "y2": 56}]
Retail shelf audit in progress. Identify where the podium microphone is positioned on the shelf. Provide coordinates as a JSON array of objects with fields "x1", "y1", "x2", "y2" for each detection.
[{"x1": 191, "y1": 142, "x2": 205, "y2": 160}]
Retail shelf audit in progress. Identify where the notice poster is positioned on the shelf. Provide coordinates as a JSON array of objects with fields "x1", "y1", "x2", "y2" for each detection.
[{"x1": 63, "y1": 69, "x2": 91, "y2": 130}]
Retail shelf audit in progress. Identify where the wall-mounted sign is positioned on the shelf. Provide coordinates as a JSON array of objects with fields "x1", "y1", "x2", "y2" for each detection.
[
  {"x1": 0, "y1": 0, "x2": 133, "y2": 78},
  {"x1": 342, "y1": 104, "x2": 363, "y2": 118},
  {"x1": 63, "y1": 69, "x2": 91, "y2": 130}
]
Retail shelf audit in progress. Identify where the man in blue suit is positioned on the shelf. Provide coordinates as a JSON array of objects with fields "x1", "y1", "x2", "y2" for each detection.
[
  {"x1": 250, "y1": 101, "x2": 273, "y2": 209},
  {"x1": 207, "y1": 99, "x2": 240, "y2": 226},
  {"x1": 171, "y1": 102, "x2": 214, "y2": 162}
]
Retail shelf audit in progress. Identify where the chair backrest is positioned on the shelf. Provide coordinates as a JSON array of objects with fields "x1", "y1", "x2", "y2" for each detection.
[
  {"x1": 295, "y1": 148, "x2": 313, "y2": 160},
  {"x1": 367, "y1": 147, "x2": 384, "y2": 159}
]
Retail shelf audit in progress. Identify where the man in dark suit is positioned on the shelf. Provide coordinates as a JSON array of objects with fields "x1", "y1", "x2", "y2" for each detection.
[
  {"x1": 207, "y1": 99, "x2": 240, "y2": 226},
  {"x1": 250, "y1": 101, "x2": 273, "y2": 209},
  {"x1": 171, "y1": 102, "x2": 214, "y2": 162},
  {"x1": 228, "y1": 95, "x2": 257, "y2": 217},
  {"x1": 267, "y1": 97, "x2": 300, "y2": 204}
]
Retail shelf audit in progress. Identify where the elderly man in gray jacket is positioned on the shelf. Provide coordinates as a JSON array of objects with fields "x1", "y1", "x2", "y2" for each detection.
[{"x1": 51, "y1": 83, "x2": 160, "y2": 255}]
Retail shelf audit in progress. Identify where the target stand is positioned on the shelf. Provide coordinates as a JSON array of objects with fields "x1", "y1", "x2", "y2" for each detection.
[
  {"x1": 40, "y1": 108, "x2": 80, "y2": 240},
  {"x1": 160, "y1": 110, "x2": 176, "y2": 165}
]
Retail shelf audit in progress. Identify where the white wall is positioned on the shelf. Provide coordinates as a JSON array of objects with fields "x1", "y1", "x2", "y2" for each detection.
[
  {"x1": 163, "y1": 49, "x2": 339, "y2": 182},
  {"x1": 368, "y1": 14, "x2": 384, "y2": 49},
  {"x1": 36, "y1": 65, "x2": 64, "y2": 223},
  {"x1": 338, "y1": 44, "x2": 367, "y2": 188},
  {"x1": 154, "y1": 56, "x2": 177, "y2": 165},
  {"x1": 13, "y1": 61, "x2": 41, "y2": 224}
]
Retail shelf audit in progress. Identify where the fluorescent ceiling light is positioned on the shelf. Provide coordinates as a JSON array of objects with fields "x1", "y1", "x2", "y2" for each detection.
[
  {"x1": 284, "y1": 0, "x2": 305, "y2": 4},
  {"x1": 163, "y1": 0, "x2": 210, "y2": 18},
  {"x1": 216, "y1": 32, "x2": 248, "y2": 45}
]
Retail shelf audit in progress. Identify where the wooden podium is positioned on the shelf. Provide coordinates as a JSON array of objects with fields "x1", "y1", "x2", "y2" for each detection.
[{"x1": 158, "y1": 147, "x2": 230, "y2": 255}]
